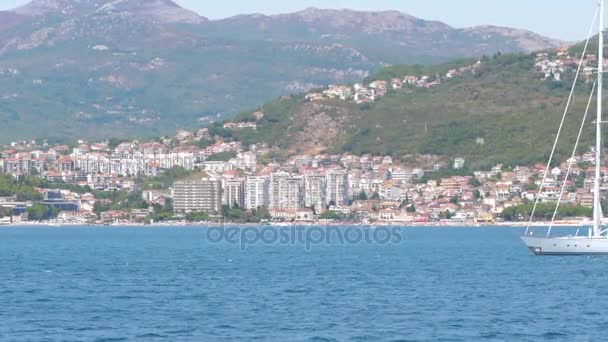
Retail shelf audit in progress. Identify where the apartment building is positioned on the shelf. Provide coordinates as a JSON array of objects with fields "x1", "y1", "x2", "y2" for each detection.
[
  {"x1": 244, "y1": 176, "x2": 270, "y2": 210},
  {"x1": 173, "y1": 177, "x2": 222, "y2": 214}
]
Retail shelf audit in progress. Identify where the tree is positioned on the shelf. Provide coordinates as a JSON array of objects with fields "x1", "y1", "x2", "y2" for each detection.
[
  {"x1": 197, "y1": 139, "x2": 215, "y2": 149},
  {"x1": 138, "y1": 166, "x2": 194, "y2": 190},
  {"x1": 0, "y1": 207, "x2": 9, "y2": 218},
  {"x1": 501, "y1": 202, "x2": 592, "y2": 221},
  {"x1": 27, "y1": 204, "x2": 58, "y2": 221},
  {"x1": 93, "y1": 202, "x2": 105, "y2": 218},
  {"x1": 406, "y1": 204, "x2": 416, "y2": 213},
  {"x1": 208, "y1": 123, "x2": 234, "y2": 140},
  {"x1": 15, "y1": 186, "x2": 43, "y2": 201},
  {"x1": 185, "y1": 211, "x2": 211, "y2": 222},
  {"x1": 468, "y1": 177, "x2": 482, "y2": 187},
  {"x1": 353, "y1": 190, "x2": 368, "y2": 201},
  {"x1": 221, "y1": 204, "x2": 246, "y2": 221},
  {"x1": 206, "y1": 151, "x2": 237, "y2": 162},
  {"x1": 109, "y1": 138, "x2": 128, "y2": 150},
  {"x1": 575, "y1": 172, "x2": 586, "y2": 189},
  {"x1": 320, "y1": 211, "x2": 341, "y2": 220},
  {"x1": 0, "y1": 174, "x2": 44, "y2": 201},
  {"x1": 221, "y1": 204, "x2": 230, "y2": 217},
  {"x1": 149, "y1": 200, "x2": 175, "y2": 222},
  {"x1": 450, "y1": 196, "x2": 459, "y2": 204},
  {"x1": 524, "y1": 183, "x2": 539, "y2": 191},
  {"x1": 439, "y1": 211, "x2": 453, "y2": 219}
]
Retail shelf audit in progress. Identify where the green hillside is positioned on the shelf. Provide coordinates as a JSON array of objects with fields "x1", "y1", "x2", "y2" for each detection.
[{"x1": 226, "y1": 52, "x2": 600, "y2": 168}]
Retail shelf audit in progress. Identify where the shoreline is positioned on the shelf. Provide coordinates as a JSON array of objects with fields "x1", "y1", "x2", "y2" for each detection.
[{"x1": 0, "y1": 221, "x2": 592, "y2": 228}]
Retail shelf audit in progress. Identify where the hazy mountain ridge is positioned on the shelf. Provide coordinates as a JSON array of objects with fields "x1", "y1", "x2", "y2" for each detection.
[
  {"x1": 211, "y1": 8, "x2": 563, "y2": 55},
  {"x1": 13, "y1": 0, "x2": 206, "y2": 23},
  {"x1": 0, "y1": 1, "x2": 565, "y2": 143}
]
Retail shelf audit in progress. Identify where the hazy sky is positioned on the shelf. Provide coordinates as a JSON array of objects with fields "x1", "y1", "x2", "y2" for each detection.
[{"x1": 0, "y1": 0, "x2": 600, "y2": 41}]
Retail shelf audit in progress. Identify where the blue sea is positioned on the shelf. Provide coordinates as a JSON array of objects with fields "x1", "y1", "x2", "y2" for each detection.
[{"x1": 0, "y1": 226, "x2": 606, "y2": 341}]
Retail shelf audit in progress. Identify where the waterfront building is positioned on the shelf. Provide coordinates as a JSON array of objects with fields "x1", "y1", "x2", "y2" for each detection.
[
  {"x1": 245, "y1": 176, "x2": 270, "y2": 210},
  {"x1": 40, "y1": 189, "x2": 80, "y2": 212},
  {"x1": 304, "y1": 174, "x2": 326, "y2": 212},
  {"x1": 244, "y1": 176, "x2": 269, "y2": 210},
  {"x1": 326, "y1": 169, "x2": 349, "y2": 206},
  {"x1": 173, "y1": 177, "x2": 222, "y2": 214},
  {"x1": 223, "y1": 178, "x2": 245, "y2": 208},
  {"x1": 269, "y1": 171, "x2": 289, "y2": 209},
  {"x1": 270, "y1": 172, "x2": 304, "y2": 209}
]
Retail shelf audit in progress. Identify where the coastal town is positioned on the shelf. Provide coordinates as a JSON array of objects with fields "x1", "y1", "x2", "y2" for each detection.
[
  {"x1": 0, "y1": 123, "x2": 601, "y2": 226},
  {"x1": 0, "y1": 45, "x2": 603, "y2": 227}
]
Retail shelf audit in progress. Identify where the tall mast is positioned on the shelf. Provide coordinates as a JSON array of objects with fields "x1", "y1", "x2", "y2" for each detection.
[{"x1": 594, "y1": 0, "x2": 604, "y2": 237}]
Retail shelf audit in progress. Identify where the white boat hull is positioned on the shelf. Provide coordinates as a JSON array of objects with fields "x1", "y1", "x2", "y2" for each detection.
[{"x1": 522, "y1": 235, "x2": 608, "y2": 255}]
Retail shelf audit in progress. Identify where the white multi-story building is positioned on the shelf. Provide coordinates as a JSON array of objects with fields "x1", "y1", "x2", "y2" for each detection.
[
  {"x1": 391, "y1": 168, "x2": 411, "y2": 182},
  {"x1": 173, "y1": 177, "x2": 222, "y2": 214},
  {"x1": 202, "y1": 161, "x2": 233, "y2": 173},
  {"x1": 304, "y1": 174, "x2": 326, "y2": 212},
  {"x1": 270, "y1": 171, "x2": 290, "y2": 209},
  {"x1": 223, "y1": 178, "x2": 245, "y2": 208},
  {"x1": 280, "y1": 177, "x2": 304, "y2": 209},
  {"x1": 72, "y1": 150, "x2": 196, "y2": 177},
  {"x1": 270, "y1": 172, "x2": 303, "y2": 209},
  {"x1": 454, "y1": 158, "x2": 466, "y2": 170},
  {"x1": 326, "y1": 169, "x2": 349, "y2": 206},
  {"x1": 245, "y1": 176, "x2": 270, "y2": 210},
  {"x1": 234, "y1": 152, "x2": 257, "y2": 171}
]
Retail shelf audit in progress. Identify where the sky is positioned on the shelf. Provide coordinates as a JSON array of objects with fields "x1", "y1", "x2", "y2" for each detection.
[{"x1": 0, "y1": 0, "x2": 600, "y2": 41}]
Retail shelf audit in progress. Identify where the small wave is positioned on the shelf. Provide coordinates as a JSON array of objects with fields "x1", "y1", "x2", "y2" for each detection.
[
  {"x1": 478, "y1": 331, "x2": 501, "y2": 339},
  {"x1": 308, "y1": 337, "x2": 337, "y2": 342},
  {"x1": 164, "y1": 328, "x2": 196, "y2": 334},
  {"x1": 542, "y1": 331, "x2": 569, "y2": 339},
  {"x1": 135, "y1": 333, "x2": 168, "y2": 339},
  {"x1": 111, "y1": 295, "x2": 135, "y2": 300},
  {"x1": 214, "y1": 324, "x2": 236, "y2": 329},
  {"x1": 66, "y1": 327, "x2": 95, "y2": 332},
  {"x1": 284, "y1": 288, "x2": 311, "y2": 294}
]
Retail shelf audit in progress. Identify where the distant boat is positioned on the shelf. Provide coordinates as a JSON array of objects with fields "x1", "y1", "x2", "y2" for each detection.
[{"x1": 522, "y1": 0, "x2": 608, "y2": 255}]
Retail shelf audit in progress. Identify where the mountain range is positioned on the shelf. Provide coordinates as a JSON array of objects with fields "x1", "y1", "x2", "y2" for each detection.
[{"x1": 0, "y1": 0, "x2": 565, "y2": 143}]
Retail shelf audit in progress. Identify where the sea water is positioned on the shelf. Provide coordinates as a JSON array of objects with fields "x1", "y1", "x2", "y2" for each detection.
[{"x1": 0, "y1": 226, "x2": 605, "y2": 341}]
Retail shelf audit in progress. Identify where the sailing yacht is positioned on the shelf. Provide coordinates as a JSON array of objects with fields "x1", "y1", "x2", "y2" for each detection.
[{"x1": 522, "y1": 0, "x2": 608, "y2": 255}]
